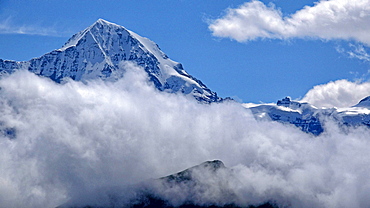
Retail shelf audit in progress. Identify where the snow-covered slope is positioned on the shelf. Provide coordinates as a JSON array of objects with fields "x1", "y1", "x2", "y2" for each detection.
[
  {"x1": 245, "y1": 96, "x2": 370, "y2": 135},
  {"x1": 246, "y1": 97, "x2": 324, "y2": 135},
  {"x1": 0, "y1": 19, "x2": 220, "y2": 103},
  {"x1": 354, "y1": 96, "x2": 370, "y2": 108}
]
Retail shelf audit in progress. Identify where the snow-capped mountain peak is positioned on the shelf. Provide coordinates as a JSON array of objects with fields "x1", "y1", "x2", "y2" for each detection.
[
  {"x1": 61, "y1": 19, "x2": 126, "y2": 50},
  {"x1": 0, "y1": 19, "x2": 221, "y2": 103}
]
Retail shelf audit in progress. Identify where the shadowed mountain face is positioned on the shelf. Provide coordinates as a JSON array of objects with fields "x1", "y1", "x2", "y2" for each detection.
[
  {"x1": 0, "y1": 19, "x2": 221, "y2": 103},
  {"x1": 58, "y1": 160, "x2": 278, "y2": 208}
]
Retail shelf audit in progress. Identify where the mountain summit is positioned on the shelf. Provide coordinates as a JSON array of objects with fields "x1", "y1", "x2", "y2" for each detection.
[{"x1": 0, "y1": 19, "x2": 221, "y2": 103}]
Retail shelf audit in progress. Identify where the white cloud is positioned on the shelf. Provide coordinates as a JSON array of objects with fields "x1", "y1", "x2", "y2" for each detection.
[
  {"x1": 209, "y1": 0, "x2": 370, "y2": 45},
  {"x1": 301, "y1": 79, "x2": 370, "y2": 108},
  {"x1": 1, "y1": 65, "x2": 370, "y2": 207}
]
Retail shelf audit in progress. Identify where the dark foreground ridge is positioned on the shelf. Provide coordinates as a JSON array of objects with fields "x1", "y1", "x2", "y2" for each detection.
[
  {"x1": 58, "y1": 160, "x2": 279, "y2": 208},
  {"x1": 131, "y1": 199, "x2": 276, "y2": 208},
  {"x1": 160, "y1": 160, "x2": 226, "y2": 183}
]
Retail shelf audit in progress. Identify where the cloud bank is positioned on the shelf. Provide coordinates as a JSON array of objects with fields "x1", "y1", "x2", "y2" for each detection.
[
  {"x1": 209, "y1": 0, "x2": 370, "y2": 45},
  {"x1": 1, "y1": 64, "x2": 370, "y2": 208}
]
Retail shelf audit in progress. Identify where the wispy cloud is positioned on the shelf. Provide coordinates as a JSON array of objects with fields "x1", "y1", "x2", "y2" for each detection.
[
  {"x1": 209, "y1": 0, "x2": 370, "y2": 45},
  {"x1": 0, "y1": 17, "x2": 69, "y2": 37},
  {"x1": 335, "y1": 42, "x2": 370, "y2": 64},
  {"x1": 347, "y1": 44, "x2": 370, "y2": 61}
]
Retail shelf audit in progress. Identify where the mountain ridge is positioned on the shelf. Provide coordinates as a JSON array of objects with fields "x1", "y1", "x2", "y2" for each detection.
[
  {"x1": 58, "y1": 160, "x2": 277, "y2": 208},
  {"x1": 246, "y1": 96, "x2": 370, "y2": 135}
]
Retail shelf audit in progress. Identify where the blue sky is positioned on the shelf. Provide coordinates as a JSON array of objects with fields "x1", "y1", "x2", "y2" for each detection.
[{"x1": 1, "y1": 0, "x2": 370, "y2": 103}]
